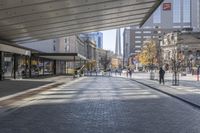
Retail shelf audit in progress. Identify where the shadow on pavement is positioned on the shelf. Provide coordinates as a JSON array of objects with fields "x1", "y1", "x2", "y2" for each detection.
[
  {"x1": 0, "y1": 77, "x2": 200, "y2": 133},
  {"x1": 0, "y1": 95, "x2": 200, "y2": 133},
  {"x1": 0, "y1": 79, "x2": 52, "y2": 98}
]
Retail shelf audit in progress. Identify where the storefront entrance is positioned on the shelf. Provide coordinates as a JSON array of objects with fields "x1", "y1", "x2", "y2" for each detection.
[
  {"x1": 3, "y1": 52, "x2": 29, "y2": 79},
  {"x1": 3, "y1": 53, "x2": 14, "y2": 79}
]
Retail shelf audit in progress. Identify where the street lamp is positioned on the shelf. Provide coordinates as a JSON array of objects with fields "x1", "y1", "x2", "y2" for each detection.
[
  {"x1": 158, "y1": 36, "x2": 162, "y2": 69},
  {"x1": 171, "y1": 33, "x2": 179, "y2": 86}
]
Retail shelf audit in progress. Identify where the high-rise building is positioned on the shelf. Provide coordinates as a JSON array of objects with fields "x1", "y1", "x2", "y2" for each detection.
[
  {"x1": 115, "y1": 29, "x2": 122, "y2": 56},
  {"x1": 79, "y1": 32, "x2": 103, "y2": 48},
  {"x1": 123, "y1": 0, "x2": 200, "y2": 63}
]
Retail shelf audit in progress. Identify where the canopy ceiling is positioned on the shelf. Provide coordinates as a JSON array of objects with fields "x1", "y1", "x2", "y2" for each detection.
[
  {"x1": 0, "y1": 0, "x2": 163, "y2": 44},
  {"x1": 33, "y1": 53, "x2": 87, "y2": 61}
]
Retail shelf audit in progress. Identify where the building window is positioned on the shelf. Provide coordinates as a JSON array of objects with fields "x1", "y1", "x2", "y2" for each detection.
[
  {"x1": 173, "y1": 25, "x2": 181, "y2": 28},
  {"x1": 152, "y1": 36, "x2": 158, "y2": 39},
  {"x1": 143, "y1": 26, "x2": 152, "y2": 29},
  {"x1": 183, "y1": 0, "x2": 191, "y2": 23},
  {"x1": 135, "y1": 45, "x2": 141, "y2": 48},
  {"x1": 143, "y1": 31, "x2": 151, "y2": 34},
  {"x1": 173, "y1": 0, "x2": 181, "y2": 23},
  {"x1": 135, "y1": 41, "x2": 141, "y2": 43},
  {"x1": 153, "y1": 6, "x2": 161, "y2": 23},
  {"x1": 135, "y1": 31, "x2": 141, "y2": 34},
  {"x1": 143, "y1": 36, "x2": 151, "y2": 39},
  {"x1": 135, "y1": 50, "x2": 141, "y2": 53},
  {"x1": 183, "y1": 25, "x2": 191, "y2": 28},
  {"x1": 135, "y1": 36, "x2": 141, "y2": 39}
]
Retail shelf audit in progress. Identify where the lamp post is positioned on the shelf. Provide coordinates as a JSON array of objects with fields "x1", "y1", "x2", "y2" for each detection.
[
  {"x1": 172, "y1": 33, "x2": 179, "y2": 86},
  {"x1": 158, "y1": 36, "x2": 162, "y2": 69}
]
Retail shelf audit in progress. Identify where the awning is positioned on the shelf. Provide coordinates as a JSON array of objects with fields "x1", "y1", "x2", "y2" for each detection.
[
  {"x1": 0, "y1": 0, "x2": 163, "y2": 44},
  {"x1": 0, "y1": 43, "x2": 31, "y2": 56},
  {"x1": 32, "y1": 53, "x2": 87, "y2": 61}
]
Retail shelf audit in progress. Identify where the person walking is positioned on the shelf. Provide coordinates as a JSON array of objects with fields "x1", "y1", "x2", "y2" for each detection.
[
  {"x1": 159, "y1": 67, "x2": 165, "y2": 84},
  {"x1": 129, "y1": 69, "x2": 132, "y2": 78}
]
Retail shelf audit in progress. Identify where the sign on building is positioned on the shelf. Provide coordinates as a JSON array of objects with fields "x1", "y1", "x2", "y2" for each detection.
[{"x1": 163, "y1": 3, "x2": 171, "y2": 11}]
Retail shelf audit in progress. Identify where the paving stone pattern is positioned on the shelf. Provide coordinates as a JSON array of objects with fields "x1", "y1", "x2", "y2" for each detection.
[{"x1": 0, "y1": 77, "x2": 200, "y2": 133}]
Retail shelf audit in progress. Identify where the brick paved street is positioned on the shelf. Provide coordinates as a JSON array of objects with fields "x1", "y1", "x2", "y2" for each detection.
[{"x1": 0, "y1": 77, "x2": 200, "y2": 133}]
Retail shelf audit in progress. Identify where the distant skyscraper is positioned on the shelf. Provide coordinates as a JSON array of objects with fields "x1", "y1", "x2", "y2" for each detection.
[
  {"x1": 79, "y1": 32, "x2": 103, "y2": 48},
  {"x1": 115, "y1": 29, "x2": 122, "y2": 56}
]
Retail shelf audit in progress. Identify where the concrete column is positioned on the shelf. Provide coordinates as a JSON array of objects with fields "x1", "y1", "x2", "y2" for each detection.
[
  {"x1": 74, "y1": 56, "x2": 76, "y2": 78},
  {"x1": 0, "y1": 51, "x2": 4, "y2": 80},
  {"x1": 29, "y1": 56, "x2": 32, "y2": 78},
  {"x1": 25, "y1": 56, "x2": 29, "y2": 78},
  {"x1": 13, "y1": 54, "x2": 17, "y2": 79},
  {"x1": 43, "y1": 58, "x2": 45, "y2": 76},
  {"x1": 53, "y1": 60, "x2": 56, "y2": 75}
]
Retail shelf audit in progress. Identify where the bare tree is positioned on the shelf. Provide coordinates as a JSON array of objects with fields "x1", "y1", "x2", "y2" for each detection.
[{"x1": 100, "y1": 52, "x2": 111, "y2": 71}]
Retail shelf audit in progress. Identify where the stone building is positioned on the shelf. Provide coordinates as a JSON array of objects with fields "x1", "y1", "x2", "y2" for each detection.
[{"x1": 162, "y1": 31, "x2": 200, "y2": 72}]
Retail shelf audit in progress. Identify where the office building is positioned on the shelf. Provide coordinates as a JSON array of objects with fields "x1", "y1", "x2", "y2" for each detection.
[
  {"x1": 79, "y1": 32, "x2": 103, "y2": 49},
  {"x1": 123, "y1": 0, "x2": 200, "y2": 66},
  {"x1": 115, "y1": 29, "x2": 122, "y2": 56}
]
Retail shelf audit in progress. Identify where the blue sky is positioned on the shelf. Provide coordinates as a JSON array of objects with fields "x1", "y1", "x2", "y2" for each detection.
[{"x1": 101, "y1": 28, "x2": 124, "y2": 53}]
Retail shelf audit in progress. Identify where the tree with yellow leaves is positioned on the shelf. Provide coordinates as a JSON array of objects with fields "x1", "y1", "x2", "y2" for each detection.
[{"x1": 138, "y1": 39, "x2": 157, "y2": 67}]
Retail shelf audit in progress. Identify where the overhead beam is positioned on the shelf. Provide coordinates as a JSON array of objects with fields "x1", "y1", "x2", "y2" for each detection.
[
  {"x1": 8, "y1": 16, "x2": 143, "y2": 41},
  {"x1": 0, "y1": 0, "x2": 159, "y2": 43},
  {"x1": 0, "y1": 0, "x2": 63, "y2": 10},
  {"x1": 0, "y1": 3, "x2": 153, "y2": 31},
  {"x1": 15, "y1": 20, "x2": 140, "y2": 43},
  {"x1": 0, "y1": 0, "x2": 155, "y2": 20},
  {"x1": 0, "y1": 0, "x2": 122, "y2": 19},
  {"x1": 3, "y1": 13, "x2": 147, "y2": 38}
]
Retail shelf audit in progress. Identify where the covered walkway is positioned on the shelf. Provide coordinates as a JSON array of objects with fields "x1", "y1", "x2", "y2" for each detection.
[{"x1": 0, "y1": 0, "x2": 162, "y2": 43}]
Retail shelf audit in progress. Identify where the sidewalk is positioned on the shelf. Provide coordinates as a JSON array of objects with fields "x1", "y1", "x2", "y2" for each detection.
[
  {"x1": 0, "y1": 76, "x2": 73, "y2": 99},
  {"x1": 0, "y1": 76, "x2": 76, "y2": 113},
  {"x1": 131, "y1": 72, "x2": 200, "y2": 108}
]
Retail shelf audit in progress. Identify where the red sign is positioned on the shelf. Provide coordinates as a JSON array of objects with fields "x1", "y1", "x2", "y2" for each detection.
[{"x1": 163, "y1": 3, "x2": 171, "y2": 11}]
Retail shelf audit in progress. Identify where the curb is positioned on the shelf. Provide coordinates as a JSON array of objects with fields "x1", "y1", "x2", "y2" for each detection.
[{"x1": 132, "y1": 79, "x2": 200, "y2": 110}]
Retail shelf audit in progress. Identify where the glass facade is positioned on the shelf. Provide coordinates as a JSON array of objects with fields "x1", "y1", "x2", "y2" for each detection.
[
  {"x1": 3, "y1": 53, "x2": 29, "y2": 79},
  {"x1": 183, "y1": 0, "x2": 191, "y2": 23},
  {"x1": 153, "y1": 6, "x2": 161, "y2": 23},
  {"x1": 31, "y1": 57, "x2": 54, "y2": 77},
  {"x1": 17, "y1": 55, "x2": 29, "y2": 78},
  {"x1": 173, "y1": 0, "x2": 181, "y2": 23},
  {"x1": 3, "y1": 53, "x2": 14, "y2": 78}
]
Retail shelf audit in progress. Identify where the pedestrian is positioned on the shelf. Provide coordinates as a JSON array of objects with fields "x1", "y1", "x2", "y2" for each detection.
[
  {"x1": 129, "y1": 69, "x2": 132, "y2": 78},
  {"x1": 159, "y1": 67, "x2": 165, "y2": 84},
  {"x1": 126, "y1": 69, "x2": 129, "y2": 78}
]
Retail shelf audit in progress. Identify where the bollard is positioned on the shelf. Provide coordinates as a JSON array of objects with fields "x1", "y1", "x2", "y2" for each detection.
[{"x1": 197, "y1": 67, "x2": 200, "y2": 81}]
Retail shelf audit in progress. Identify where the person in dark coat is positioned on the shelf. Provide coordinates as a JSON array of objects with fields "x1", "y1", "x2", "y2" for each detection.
[{"x1": 159, "y1": 67, "x2": 165, "y2": 84}]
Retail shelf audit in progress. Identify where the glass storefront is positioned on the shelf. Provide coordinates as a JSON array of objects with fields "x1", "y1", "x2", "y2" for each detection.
[
  {"x1": 3, "y1": 53, "x2": 29, "y2": 79},
  {"x1": 44, "y1": 60, "x2": 53, "y2": 75},
  {"x1": 17, "y1": 55, "x2": 29, "y2": 78},
  {"x1": 1, "y1": 51, "x2": 67, "y2": 80},
  {"x1": 31, "y1": 57, "x2": 54, "y2": 77},
  {"x1": 3, "y1": 53, "x2": 14, "y2": 78},
  {"x1": 31, "y1": 57, "x2": 39, "y2": 77}
]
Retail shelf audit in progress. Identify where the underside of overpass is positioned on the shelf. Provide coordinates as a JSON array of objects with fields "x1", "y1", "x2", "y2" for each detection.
[{"x1": 0, "y1": 0, "x2": 163, "y2": 44}]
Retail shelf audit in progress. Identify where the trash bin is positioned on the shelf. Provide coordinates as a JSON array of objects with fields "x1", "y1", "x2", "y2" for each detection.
[{"x1": 150, "y1": 71, "x2": 155, "y2": 80}]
